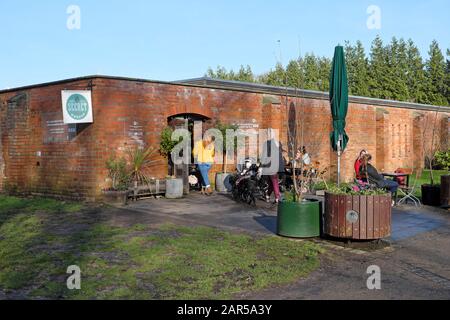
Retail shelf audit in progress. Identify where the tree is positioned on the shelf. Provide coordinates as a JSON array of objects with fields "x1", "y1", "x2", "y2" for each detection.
[
  {"x1": 206, "y1": 65, "x2": 255, "y2": 82},
  {"x1": 300, "y1": 53, "x2": 321, "y2": 90},
  {"x1": 387, "y1": 37, "x2": 410, "y2": 101},
  {"x1": 424, "y1": 40, "x2": 448, "y2": 106},
  {"x1": 345, "y1": 40, "x2": 369, "y2": 96},
  {"x1": 260, "y1": 63, "x2": 286, "y2": 87},
  {"x1": 206, "y1": 66, "x2": 231, "y2": 80},
  {"x1": 205, "y1": 38, "x2": 449, "y2": 107},
  {"x1": 406, "y1": 39, "x2": 427, "y2": 103},
  {"x1": 317, "y1": 57, "x2": 331, "y2": 92},
  {"x1": 446, "y1": 48, "x2": 450, "y2": 104},
  {"x1": 216, "y1": 121, "x2": 239, "y2": 174},
  {"x1": 285, "y1": 59, "x2": 302, "y2": 88},
  {"x1": 368, "y1": 35, "x2": 390, "y2": 99},
  {"x1": 236, "y1": 65, "x2": 255, "y2": 82}
]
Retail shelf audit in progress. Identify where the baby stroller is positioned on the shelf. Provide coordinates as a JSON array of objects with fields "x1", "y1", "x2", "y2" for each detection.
[
  {"x1": 231, "y1": 158, "x2": 266, "y2": 206},
  {"x1": 188, "y1": 164, "x2": 203, "y2": 191}
]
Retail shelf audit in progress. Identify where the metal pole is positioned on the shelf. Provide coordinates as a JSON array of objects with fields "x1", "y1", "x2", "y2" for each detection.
[
  {"x1": 337, "y1": 135, "x2": 343, "y2": 187},
  {"x1": 337, "y1": 145, "x2": 341, "y2": 187}
]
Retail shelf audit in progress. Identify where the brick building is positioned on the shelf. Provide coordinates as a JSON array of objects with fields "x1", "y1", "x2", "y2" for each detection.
[{"x1": 0, "y1": 75, "x2": 449, "y2": 200}]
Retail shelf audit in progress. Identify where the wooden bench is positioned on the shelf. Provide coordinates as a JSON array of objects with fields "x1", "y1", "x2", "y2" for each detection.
[{"x1": 129, "y1": 180, "x2": 166, "y2": 201}]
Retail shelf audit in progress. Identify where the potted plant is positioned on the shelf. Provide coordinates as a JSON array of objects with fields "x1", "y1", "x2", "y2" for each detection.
[
  {"x1": 103, "y1": 156, "x2": 130, "y2": 205},
  {"x1": 435, "y1": 149, "x2": 450, "y2": 207},
  {"x1": 160, "y1": 126, "x2": 184, "y2": 199},
  {"x1": 215, "y1": 121, "x2": 239, "y2": 193},
  {"x1": 127, "y1": 145, "x2": 163, "y2": 199},
  {"x1": 324, "y1": 184, "x2": 392, "y2": 240},
  {"x1": 421, "y1": 110, "x2": 444, "y2": 206},
  {"x1": 277, "y1": 100, "x2": 327, "y2": 238}
]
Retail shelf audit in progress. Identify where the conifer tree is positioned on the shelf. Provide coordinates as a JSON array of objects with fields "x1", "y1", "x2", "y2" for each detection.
[
  {"x1": 368, "y1": 35, "x2": 390, "y2": 99},
  {"x1": 406, "y1": 39, "x2": 427, "y2": 103},
  {"x1": 446, "y1": 48, "x2": 450, "y2": 104},
  {"x1": 387, "y1": 38, "x2": 409, "y2": 101},
  {"x1": 300, "y1": 53, "x2": 320, "y2": 90},
  {"x1": 317, "y1": 57, "x2": 331, "y2": 92},
  {"x1": 345, "y1": 41, "x2": 369, "y2": 97},
  {"x1": 236, "y1": 65, "x2": 255, "y2": 82},
  {"x1": 424, "y1": 40, "x2": 448, "y2": 106},
  {"x1": 260, "y1": 63, "x2": 286, "y2": 87},
  {"x1": 285, "y1": 59, "x2": 302, "y2": 87}
]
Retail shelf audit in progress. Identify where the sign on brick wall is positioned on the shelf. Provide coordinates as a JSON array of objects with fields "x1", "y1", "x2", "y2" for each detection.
[{"x1": 61, "y1": 90, "x2": 93, "y2": 124}]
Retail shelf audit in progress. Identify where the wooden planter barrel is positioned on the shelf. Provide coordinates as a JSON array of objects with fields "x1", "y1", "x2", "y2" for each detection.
[{"x1": 324, "y1": 192, "x2": 392, "y2": 240}]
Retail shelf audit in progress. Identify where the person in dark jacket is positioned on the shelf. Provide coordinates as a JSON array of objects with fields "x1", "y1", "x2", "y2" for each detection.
[
  {"x1": 359, "y1": 154, "x2": 398, "y2": 194},
  {"x1": 260, "y1": 130, "x2": 285, "y2": 204}
]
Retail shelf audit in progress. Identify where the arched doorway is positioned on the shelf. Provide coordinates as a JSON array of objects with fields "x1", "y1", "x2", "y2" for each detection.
[{"x1": 167, "y1": 113, "x2": 211, "y2": 194}]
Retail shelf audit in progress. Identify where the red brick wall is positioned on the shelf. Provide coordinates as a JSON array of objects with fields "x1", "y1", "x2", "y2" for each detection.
[{"x1": 1, "y1": 77, "x2": 449, "y2": 199}]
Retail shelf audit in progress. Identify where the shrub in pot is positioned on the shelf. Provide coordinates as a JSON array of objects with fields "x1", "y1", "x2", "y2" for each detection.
[
  {"x1": 324, "y1": 184, "x2": 392, "y2": 240},
  {"x1": 102, "y1": 156, "x2": 130, "y2": 205},
  {"x1": 215, "y1": 122, "x2": 239, "y2": 192},
  {"x1": 160, "y1": 127, "x2": 188, "y2": 196},
  {"x1": 278, "y1": 191, "x2": 320, "y2": 238},
  {"x1": 127, "y1": 146, "x2": 160, "y2": 189}
]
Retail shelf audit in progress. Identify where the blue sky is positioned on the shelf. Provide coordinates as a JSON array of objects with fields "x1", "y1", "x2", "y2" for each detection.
[{"x1": 0, "y1": 0, "x2": 449, "y2": 89}]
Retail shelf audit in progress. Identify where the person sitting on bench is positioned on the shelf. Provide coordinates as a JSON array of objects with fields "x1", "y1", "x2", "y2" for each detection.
[{"x1": 359, "y1": 154, "x2": 399, "y2": 194}]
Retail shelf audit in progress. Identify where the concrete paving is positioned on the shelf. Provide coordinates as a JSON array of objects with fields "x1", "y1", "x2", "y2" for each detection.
[{"x1": 114, "y1": 193, "x2": 450, "y2": 300}]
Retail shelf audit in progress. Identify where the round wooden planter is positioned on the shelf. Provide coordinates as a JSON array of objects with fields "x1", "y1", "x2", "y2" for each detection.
[{"x1": 324, "y1": 192, "x2": 392, "y2": 240}]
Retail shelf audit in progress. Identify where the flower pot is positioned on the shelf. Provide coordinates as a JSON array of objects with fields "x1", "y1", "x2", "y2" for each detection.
[
  {"x1": 165, "y1": 178, "x2": 184, "y2": 199},
  {"x1": 102, "y1": 190, "x2": 129, "y2": 206},
  {"x1": 324, "y1": 192, "x2": 392, "y2": 240},
  {"x1": 215, "y1": 173, "x2": 232, "y2": 193},
  {"x1": 421, "y1": 184, "x2": 441, "y2": 207},
  {"x1": 277, "y1": 199, "x2": 320, "y2": 238},
  {"x1": 441, "y1": 176, "x2": 450, "y2": 207}
]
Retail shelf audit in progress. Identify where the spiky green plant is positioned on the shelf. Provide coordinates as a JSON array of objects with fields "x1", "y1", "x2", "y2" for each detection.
[
  {"x1": 127, "y1": 146, "x2": 161, "y2": 187},
  {"x1": 105, "y1": 156, "x2": 129, "y2": 191}
]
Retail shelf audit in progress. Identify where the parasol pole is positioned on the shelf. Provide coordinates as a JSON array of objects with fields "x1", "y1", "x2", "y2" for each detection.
[{"x1": 337, "y1": 134, "x2": 343, "y2": 187}]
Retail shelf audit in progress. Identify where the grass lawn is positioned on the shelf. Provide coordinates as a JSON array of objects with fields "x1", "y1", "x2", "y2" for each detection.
[
  {"x1": 0, "y1": 195, "x2": 324, "y2": 300},
  {"x1": 409, "y1": 170, "x2": 448, "y2": 197}
]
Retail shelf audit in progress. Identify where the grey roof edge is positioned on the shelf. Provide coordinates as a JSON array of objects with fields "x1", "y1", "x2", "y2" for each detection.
[
  {"x1": 0, "y1": 75, "x2": 448, "y2": 114},
  {"x1": 0, "y1": 75, "x2": 174, "y2": 95},
  {"x1": 177, "y1": 77, "x2": 450, "y2": 114}
]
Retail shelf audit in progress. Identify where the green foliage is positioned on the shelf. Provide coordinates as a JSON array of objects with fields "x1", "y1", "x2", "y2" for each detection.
[
  {"x1": 106, "y1": 156, "x2": 129, "y2": 191},
  {"x1": 407, "y1": 39, "x2": 428, "y2": 103},
  {"x1": 368, "y1": 35, "x2": 391, "y2": 99},
  {"x1": 206, "y1": 65, "x2": 255, "y2": 82},
  {"x1": 424, "y1": 40, "x2": 448, "y2": 106},
  {"x1": 435, "y1": 149, "x2": 450, "y2": 171},
  {"x1": 326, "y1": 183, "x2": 388, "y2": 196},
  {"x1": 345, "y1": 40, "x2": 369, "y2": 97},
  {"x1": 206, "y1": 38, "x2": 450, "y2": 107},
  {"x1": 260, "y1": 63, "x2": 286, "y2": 87},
  {"x1": 446, "y1": 49, "x2": 450, "y2": 104},
  {"x1": 216, "y1": 121, "x2": 239, "y2": 152},
  {"x1": 127, "y1": 146, "x2": 160, "y2": 186},
  {"x1": 159, "y1": 127, "x2": 179, "y2": 158}
]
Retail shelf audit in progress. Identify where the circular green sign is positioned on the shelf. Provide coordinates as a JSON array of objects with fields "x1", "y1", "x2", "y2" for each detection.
[{"x1": 66, "y1": 94, "x2": 89, "y2": 120}]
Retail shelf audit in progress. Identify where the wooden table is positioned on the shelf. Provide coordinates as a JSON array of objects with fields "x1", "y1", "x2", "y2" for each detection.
[
  {"x1": 382, "y1": 172, "x2": 410, "y2": 186},
  {"x1": 382, "y1": 172, "x2": 411, "y2": 205}
]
